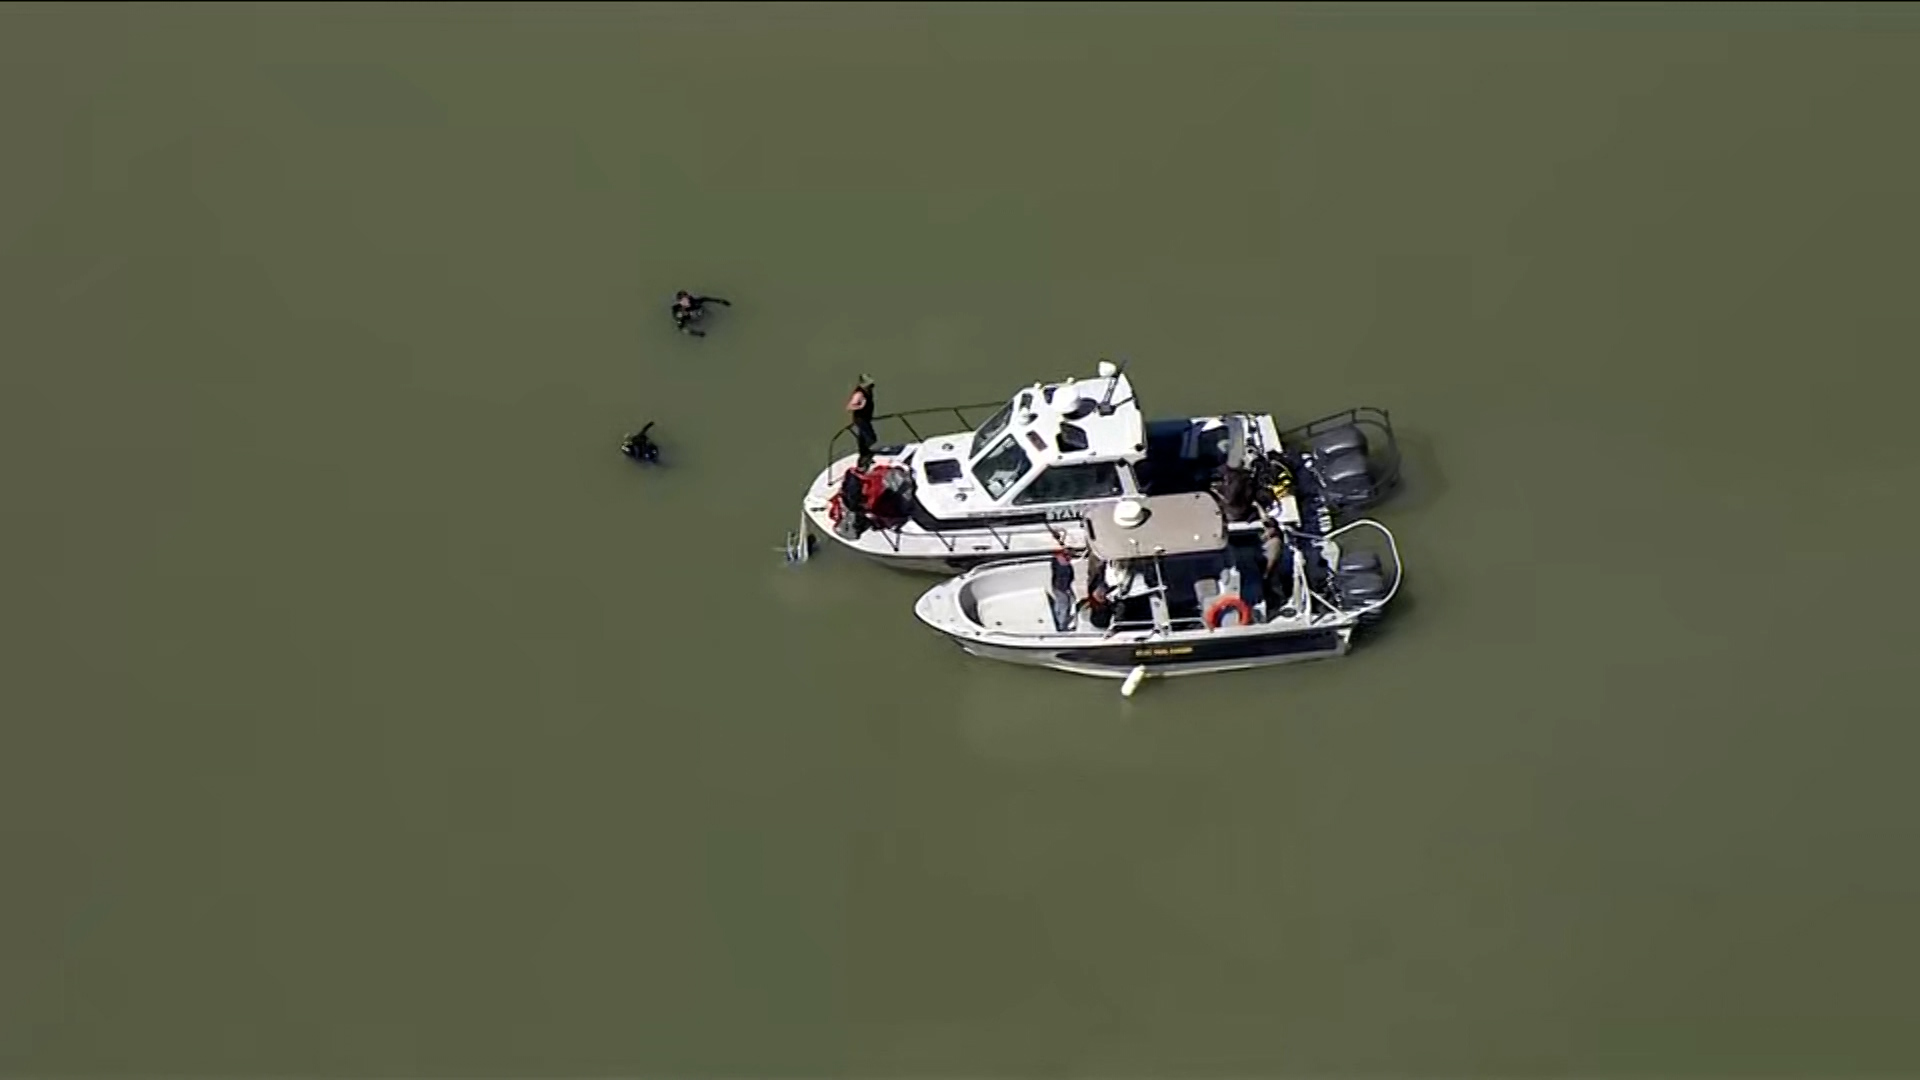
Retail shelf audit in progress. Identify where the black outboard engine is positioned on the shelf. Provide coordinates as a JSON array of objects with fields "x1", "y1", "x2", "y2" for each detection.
[
  {"x1": 1338, "y1": 550, "x2": 1381, "y2": 576},
  {"x1": 1332, "y1": 548, "x2": 1390, "y2": 612},
  {"x1": 1307, "y1": 424, "x2": 1377, "y2": 509},
  {"x1": 1335, "y1": 571, "x2": 1390, "y2": 607}
]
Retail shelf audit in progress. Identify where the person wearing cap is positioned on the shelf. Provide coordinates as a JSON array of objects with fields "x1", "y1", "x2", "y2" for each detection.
[
  {"x1": 846, "y1": 375, "x2": 878, "y2": 459},
  {"x1": 1101, "y1": 500, "x2": 1152, "y2": 603},
  {"x1": 1048, "y1": 547, "x2": 1078, "y2": 631},
  {"x1": 1078, "y1": 562, "x2": 1114, "y2": 631}
]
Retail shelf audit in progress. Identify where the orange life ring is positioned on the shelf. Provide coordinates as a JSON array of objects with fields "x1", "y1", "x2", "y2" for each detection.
[{"x1": 1204, "y1": 595, "x2": 1253, "y2": 629}]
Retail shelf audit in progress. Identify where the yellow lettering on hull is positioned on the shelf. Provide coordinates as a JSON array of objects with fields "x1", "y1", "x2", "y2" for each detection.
[{"x1": 1132, "y1": 645, "x2": 1194, "y2": 659}]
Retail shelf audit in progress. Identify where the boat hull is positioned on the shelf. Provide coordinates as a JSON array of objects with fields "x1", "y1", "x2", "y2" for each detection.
[
  {"x1": 801, "y1": 455, "x2": 1277, "y2": 577},
  {"x1": 938, "y1": 626, "x2": 1354, "y2": 679}
]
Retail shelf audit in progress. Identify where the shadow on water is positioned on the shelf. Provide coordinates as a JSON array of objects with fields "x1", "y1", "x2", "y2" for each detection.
[
  {"x1": 1382, "y1": 426, "x2": 1448, "y2": 519},
  {"x1": 1352, "y1": 586, "x2": 1419, "y2": 652}
]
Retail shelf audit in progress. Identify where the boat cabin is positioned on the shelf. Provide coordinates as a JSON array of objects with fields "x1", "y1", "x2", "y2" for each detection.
[
  {"x1": 911, "y1": 362, "x2": 1260, "y2": 520},
  {"x1": 1080, "y1": 492, "x2": 1275, "y2": 632},
  {"x1": 910, "y1": 364, "x2": 1144, "y2": 511}
]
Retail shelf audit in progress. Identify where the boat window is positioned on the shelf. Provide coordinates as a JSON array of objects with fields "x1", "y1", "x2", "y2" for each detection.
[
  {"x1": 1012, "y1": 461, "x2": 1125, "y2": 506},
  {"x1": 1056, "y1": 423, "x2": 1089, "y2": 454},
  {"x1": 970, "y1": 435, "x2": 1034, "y2": 500},
  {"x1": 970, "y1": 403, "x2": 1016, "y2": 458}
]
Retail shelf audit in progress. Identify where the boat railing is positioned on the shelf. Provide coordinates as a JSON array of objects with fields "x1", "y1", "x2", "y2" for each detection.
[
  {"x1": 824, "y1": 401, "x2": 1006, "y2": 468},
  {"x1": 1278, "y1": 405, "x2": 1403, "y2": 511},
  {"x1": 863, "y1": 510, "x2": 1075, "y2": 555},
  {"x1": 867, "y1": 518, "x2": 1020, "y2": 555},
  {"x1": 823, "y1": 400, "x2": 1013, "y2": 555}
]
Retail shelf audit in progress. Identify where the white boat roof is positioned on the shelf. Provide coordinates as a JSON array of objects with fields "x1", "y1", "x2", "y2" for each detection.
[
  {"x1": 1082, "y1": 492, "x2": 1228, "y2": 560},
  {"x1": 989, "y1": 364, "x2": 1147, "y2": 468}
]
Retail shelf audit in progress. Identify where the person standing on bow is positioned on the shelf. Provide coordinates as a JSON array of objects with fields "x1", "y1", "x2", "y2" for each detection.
[{"x1": 846, "y1": 374, "x2": 878, "y2": 460}]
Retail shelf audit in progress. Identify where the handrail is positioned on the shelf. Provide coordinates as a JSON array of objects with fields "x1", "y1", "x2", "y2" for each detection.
[
  {"x1": 1278, "y1": 405, "x2": 1396, "y2": 447},
  {"x1": 824, "y1": 400, "x2": 1007, "y2": 468},
  {"x1": 821, "y1": 400, "x2": 1008, "y2": 552}
]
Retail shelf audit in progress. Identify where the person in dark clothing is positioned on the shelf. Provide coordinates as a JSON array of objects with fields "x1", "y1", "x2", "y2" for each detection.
[
  {"x1": 671, "y1": 290, "x2": 731, "y2": 336},
  {"x1": 1048, "y1": 548, "x2": 1078, "y2": 631},
  {"x1": 1261, "y1": 517, "x2": 1295, "y2": 608},
  {"x1": 846, "y1": 375, "x2": 878, "y2": 458},
  {"x1": 1215, "y1": 464, "x2": 1257, "y2": 522},
  {"x1": 620, "y1": 421, "x2": 660, "y2": 464},
  {"x1": 1082, "y1": 580, "x2": 1114, "y2": 631}
]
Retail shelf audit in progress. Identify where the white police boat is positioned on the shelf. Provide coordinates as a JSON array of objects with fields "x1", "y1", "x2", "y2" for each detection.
[
  {"x1": 799, "y1": 359, "x2": 1402, "y2": 574},
  {"x1": 911, "y1": 491, "x2": 1403, "y2": 686}
]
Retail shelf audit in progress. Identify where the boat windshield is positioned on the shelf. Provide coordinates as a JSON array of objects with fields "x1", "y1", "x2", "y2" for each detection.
[
  {"x1": 970, "y1": 434, "x2": 1033, "y2": 500},
  {"x1": 969, "y1": 402, "x2": 1016, "y2": 458}
]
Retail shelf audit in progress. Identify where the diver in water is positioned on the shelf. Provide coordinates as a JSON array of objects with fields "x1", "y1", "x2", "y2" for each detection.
[
  {"x1": 621, "y1": 421, "x2": 661, "y2": 464},
  {"x1": 671, "y1": 290, "x2": 731, "y2": 336}
]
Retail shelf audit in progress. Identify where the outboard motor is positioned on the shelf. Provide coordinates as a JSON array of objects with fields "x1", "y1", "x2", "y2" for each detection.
[
  {"x1": 1309, "y1": 424, "x2": 1377, "y2": 509},
  {"x1": 1335, "y1": 568, "x2": 1391, "y2": 610},
  {"x1": 1311, "y1": 424, "x2": 1368, "y2": 461},
  {"x1": 1333, "y1": 544, "x2": 1390, "y2": 615},
  {"x1": 1337, "y1": 550, "x2": 1381, "y2": 576}
]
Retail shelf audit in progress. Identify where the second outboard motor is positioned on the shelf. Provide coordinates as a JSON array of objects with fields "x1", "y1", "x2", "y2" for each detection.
[
  {"x1": 1337, "y1": 550, "x2": 1381, "y2": 576},
  {"x1": 1317, "y1": 453, "x2": 1375, "y2": 507},
  {"x1": 1309, "y1": 425, "x2": 1375, "y2": 509},
  {"x1": 1310, "y1": 424, "x2": 1368, "y2": 462},
  {"x1": 1335, "y1": 569, "x2": 1390, "y2": 608}
]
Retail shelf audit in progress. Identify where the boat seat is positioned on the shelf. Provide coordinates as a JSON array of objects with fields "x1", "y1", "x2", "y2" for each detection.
[{"x1": 1194, "y1": 575, "x2": 1221, "y2": 616}]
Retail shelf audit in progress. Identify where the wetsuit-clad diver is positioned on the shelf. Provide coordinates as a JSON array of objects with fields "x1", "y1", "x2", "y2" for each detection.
[
  {"x1": 671, "y1": 290, "x2": 731, "y2": 336},
  {"x1": 621, "y1": 421, "x2": 661, "y2": 464}
]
